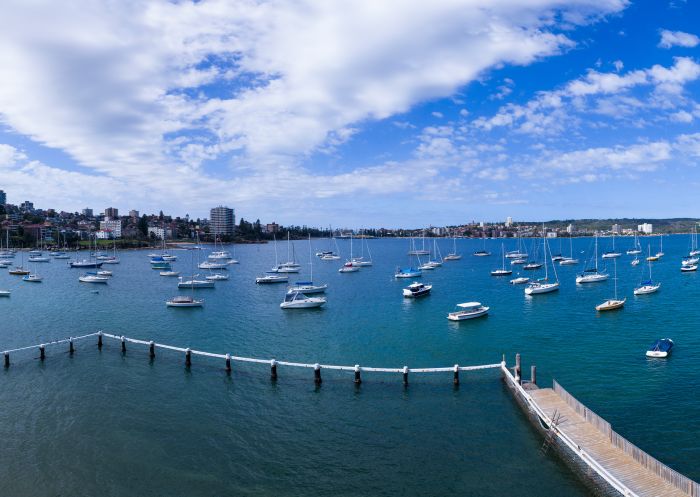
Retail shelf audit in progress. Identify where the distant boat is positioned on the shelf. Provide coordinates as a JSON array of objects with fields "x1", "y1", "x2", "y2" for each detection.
[
  {"x1": 525, "y1": 224, "x2": 559, "y2": 295},
  {"x1": 22, "y1": 273, "x2": 43, "y2": 283},
  {"x1": 444, "y1": 234, "x2": 462, "y2": 261},
  {"x1": 407, "y1": 236, "x2": 430, "y2": 256},
  {"x1": 681, "y1": 264, "x2": 697, "y2": 272},
  {"x1": 166, "y1": 295, "x2": 203, "y2": 308},
  {"x1": 510, "y1": 276, "x2": 529, "y2": 285},
  {"x1": 655, "y1": 234, "x2": 664, "y2": 258},
  {"x1": 352, "y1": 230, "x2": 373, "y2": 266},
  {"x1": 160, "y1": 271, "x2": 181, "y2": 277},
  {"x1": 510, "y1": 258, "x2": 526, "y2": 265},
  {"x1": 559, "y1": 236, "x2": 579, "y2": 265},
  {"x1": 199, "y1": 261, "x2": 229, "y2": 270},
  {"x1": 630, "y1": 257, "x2": 640, "y2": 266},
  {"x1": 256, "y1": 275, "x2": 289, "y2": 284},
  {"x1": 79, "y1": 273, "x2": 109, "y2": 284},
  {"x1": 626, "y1": 231, "x2": 641, "y2": 255},
  {"x1": 447, "y1": 302, "x2": 489, "y2": 321},
  {"x1": 70, "y1": 259, "x2": 103, "y2": 268},
  {"x1": 395, "y1": 267, "x2": 422, "y2": 278},
  {"x1": 403, "y1": 282, "x2": 432, "y2": 298},
  {"x1": 646, "y1": 338, "x2": 673, "y2": 358},
  {"x1": 602, "y1": 232, "x2": 621, "y2": 259},
  {"x1": 690, "y1": 225, "x2": 700, "y2": 256},
  {"x1": 576, "y1": 234, "x2": 608, "y2": 283},
  {"x1": 634, "y1": 247, "x2": 660, "y2": 295},
  {"x1": 280, "y1": 290, "x2": 326, "y2": 309},
  {"x1": 340, "y1": 233, "x2": 360, "y2": 272},
  {"x1": 473, "y1": 234, "x2": 491, "y2": 257},
  {"x1": 290, "y1": 235, "x2": 328, "y2": 294},
  {"x1": 0, "y1": 289, "x2": 10, "y2": 297},
  {"x1": 491, "y1": 243, "x2": 512, "y2": 276},
  {"x1": 205, "y1": 273, "x2": 229, "y2": 281},
  {"x1": 596, "y1": 259, "x2": 625, "y2": 311},
  {"x1": 505, "y1": 227, "x2": 527, "y2": 259}
]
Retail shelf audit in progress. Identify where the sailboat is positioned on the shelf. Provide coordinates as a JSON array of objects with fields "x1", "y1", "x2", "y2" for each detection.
[
  {"x1": 167, "y1": 250, "x2": 204, "y2": 307},
  {"x1": 602, "y1": 232, "x2": 621, "y2": 258},
  {"x1": 655, "y1": 234, "x2": 664, "y2": 258},
  {"x1": 491, "y1": 243, "x2": 513, "y2": 276},
  {"x1": 596, "y1": 258, "x2": 625, "y2": 311},
  {"x1": 626, "y1": 232, "x2": 641, "y2": 255},
  {"x1": 523, "y1": 238, "x2": 543, "y2": 270},
  {"x1": 407, "y1": 236, "x2": 430, "y2": 256},
  {"x1": 178, "y1": 234, "x2": 214, "y2": 288},
  {"x1": 634, "y1": 246, "x2": 660, "y2": 295},
  {"x1": 339, "y1": 232, "x2": 360, "y2": 272},
  {"x1": 22, "y1": 258, "x2": 43, "y2": 282},
  {"x1": 505, "y1": 227, "x2": 528, "y2": 259},
  {"x1": 473, "y1": 234, "x2": 491, "y2": 256},
  {"x1": 100, "y1": 239, "x2": 120, "y2": 264},
  {"x1": 444, "y1": 233, "x2": 462, "y2": 260},
  {"x1": 270, "y1": 232, "x2": 300, "y2": 273},
  {"x1": 559, "y1": 236, "x2": 579, "y2": 265},
  {"x1": 425, "y1": 239, "x2": 443, "y2": 268},
  {"x1": 319, "y1": 230, "x2": 341, "y2": 260},
  {"x1": 257, "y1": 234, "x2": 290, "y2": 283},
  {"x1": 351, "y1": 230, "x2": 373, "y2": 266},
  {"x1": 289, "y1": 235, "x2": 328, "y2": 294},
  {"x1": 576, "y1": 234, "x2": 609, "y2": 283},
  {"x1": 208, "y1": 236, "x2": 233, "y2": 261},
  {"x1": 690, "y1": 225, "x2": 700, "y2": 256},
  {"x1": 524, "y1": 225, "x2": 559, "y2": 295}
]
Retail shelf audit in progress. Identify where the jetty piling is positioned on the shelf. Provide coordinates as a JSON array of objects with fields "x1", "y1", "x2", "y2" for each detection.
[
  {"x1": 39, "y1": 345, "x2": 45, "y2": 361},
  {"x1": 515, "y1": 353, "x2": 521, "y2": 384},
  {"x1": 270, "y1": 359, "x2": 277, "y2": 381},
  {"x1": 4, "y1": 351, "x2": 9, "y2": 368},
  {"x1": 149, "y1": 341, "x2": 155, "y2": 359},
  {"x1": 69, "y1": 338, "x2": 74, "y2": 355},
  {"x1": 225, "y1": 354, "x2": 231, "y2": 373},
  {"x1": 97, "y1": 332, "x2": 102, "y2": 350},
  {"x1": 121, "y1": 336, "x2": 126, "y2": 353},
  {"x1": 314, "y1": 363, "x2": 322, "y2": 385},
  {"x1": 354, "y1": 364, "x2": 361, "y2": 385},
  {"x1": 402, "y1": 366, "x2": 409, "y2": 386},
  {"x1": 453, "y1": 364, "x2": 459, "y2": 386},
  {"x1": 531, "y1": 365, "x2": 536, "y2": 385},
  {"x1": 185, "y1": 348, "x2": 192, "y2": 368}
]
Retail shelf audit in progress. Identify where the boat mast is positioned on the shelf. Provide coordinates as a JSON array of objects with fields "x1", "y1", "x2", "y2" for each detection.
[
  {"x1": 308, "y1": 234, "x2": 313, "y2": 281},
  {"x1": 542, "y1": 224, "x2": 548, "y2": 281}
]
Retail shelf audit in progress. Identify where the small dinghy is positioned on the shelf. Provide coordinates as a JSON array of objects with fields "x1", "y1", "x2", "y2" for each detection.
[{"x1": 646, "y1": 338, "x2": 673, "y2": 358}]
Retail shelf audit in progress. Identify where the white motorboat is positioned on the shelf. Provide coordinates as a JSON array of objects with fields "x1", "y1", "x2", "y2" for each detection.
[
  {"x1": 682, "y1": 257, "x2": 699, "y2": 266},
  {"x1": 178, "y1": 277, "x2": 215, "y2": 288},
  {"x1": 79, "y1": 274, "x2": 109, "y2": 283},
  {"x1": 256, "y1": 275, "x2": 289, "y2": 284},
  {"x1": 205, "y1": 273, "x2": 230, "y2": 281},
  {"x1": 681, "y1": 264, "x2": 698, "y2": 272},
  {"x1": 22, "y1": 274, "x2": 43, "y2": 282},
  {"x1": 510, "y1": 258, "x2": 526, "y2": 265},
  {"x1": 166, "y1": 295, "x2": 204, "y2": 307},
  {"x1": 447, "y1": 302, "x2": 489, "y2": 321},
  {"x1": 646, "y1": 338, "x2": 673, "y2": 358},
  {"x1": 280, "y1": 291, "x2": 326, "y2": 309},
  {"x1": 402, "y1": 282, "x2": 432, "y2": 298},
  {"x1": 160, "y1": 271, "x2": 181, "y2": 277},
  {"x1": 339, "y1": 262, "x2": 359, "y2": 273},
  {"x1": 96, "y1": 270, "x2": 112, "y2": 277},
  {"x1": 0, "y1": 289, "x2": 10, "y2": 297},
  {"x1": 28, "y1": 256, "x2": 50, "y2": 263},
  {"x1": 289, "y1": 281, "x2": 328, "y2": 294},
  {"x1": 199, "y1": 261, "x2": 229, "y2": 270},
  {"x1": 510, "y1": 276, "x2": 530, "y2": 285}
]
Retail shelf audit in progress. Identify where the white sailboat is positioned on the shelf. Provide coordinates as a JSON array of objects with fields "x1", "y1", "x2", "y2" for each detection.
[
  {"x1": 690, "y1": 225, "x2": 700, "y2": 256},
  {"x1": 596, "y1": 258, "x2": 625, "y2": 311},
  {"x1": 559, "y1": 236, "x2": 579, "y2": 265},
  {"x1": 634, "y1": 246, "x2": 660, "y2": 295},
  {"x1": 602, "y1": 232, "x2": 621, "y2": 258},
  {"x1": 339, "y1": 232, "x2": 360, "y2": 272},
  {"x1": 505, "y1": 227, "x2": 528, "y2": 259},
  {"x1": 655, "y1": 234, "x2": 664, "y2": 258},
  {"x1": 576, "y1": 234, "x2": 609, "y2": 283},
  {"x1": 351, "y1": 230, "x2": 373, "y2": 266},
  {"x1": 473, "y1": 234, "x2": 491, "y2": 257},
  {"x1": 491, "y1": 243, "x2": 512, "y2": 276},
  {"x1": 444, "y1": 233, "x2": 462, "y2": 260},
  {"x1": 524, "y1": 225, "x2": 559, "y2": 295},
  {"x1": 289, "y1": 235, "x2": 328, "y2": 294},
  {"x1": 626, "y1": 231, "x2": 641, "y2": 255}
]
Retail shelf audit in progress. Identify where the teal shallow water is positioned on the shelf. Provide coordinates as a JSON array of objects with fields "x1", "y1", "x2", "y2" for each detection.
[{"x1": 1, "y1": 236, "x2": 698, "y2": 496}]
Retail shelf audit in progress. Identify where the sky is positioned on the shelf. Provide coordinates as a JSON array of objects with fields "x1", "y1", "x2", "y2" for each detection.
[{"x1": 0, "y1": 0, "x2": 699, "y2": 227}]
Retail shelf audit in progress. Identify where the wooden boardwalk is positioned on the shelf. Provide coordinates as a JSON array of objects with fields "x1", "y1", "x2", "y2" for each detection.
[{"x1": 531, "y1": 387, "x2": 690, "y2": 497}]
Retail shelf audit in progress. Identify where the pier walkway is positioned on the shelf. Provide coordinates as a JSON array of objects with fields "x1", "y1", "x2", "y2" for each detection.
[{"x1": 504, "y1": 364, "x2": 699, "y2": 497}]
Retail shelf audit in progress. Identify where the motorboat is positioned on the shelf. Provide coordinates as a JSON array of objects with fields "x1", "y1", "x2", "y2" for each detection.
[
  {"x1": 473, "y1": 250, "x2": 490, "y2": 257},
  {"x1": 28, "y1": 256, "x2": 50, "y2": 263},
  {"x1": 510, "y1": 258, "x2": 526, "y2": 265},
  {"x1": 151, "y1": 262, "x2": 171, "y2": 270},
  {"x1": 79, "y1": 273, "x2": 109, "y2": 283},
  {"x1": 510, "y1": 276, "x2": 529, "y2": 285},
  {"x1": 395, "y1": 267, "x2": 421, "y2": 278},
  {"x1": 166, "y1": 295, "x2": 203, "y2": 307},
  {"x1": 178, "y1": 277, "x2": 215, "y2": 288},
  {"x1": 280, "y1": 291, "x2": 326, "y2": 309},
  {"x1": 339, "y1": 262, "x2": 359, "y2": 273},
  {"x1": 205, "y1": 273, "x2": 230, "y2": 281},
  {"x1": 681, "y1": 264, "x2": 697, "y2": 272},
  {"x1": 646, "y1": 338, "x2": 673, "y2": 358},
  {"x1": 682, "y1": 257, "x2": 699, "y2": 266},
  {"x1": 22, "y1": 274, "x2": 43, "y2": 282},
  {"x1": 0, "y1": 289, "x2": 10, "y2": 297},
  {"x1": 255, "y1": 275, "x2": 289, "y2": 284},
  {"x1": 199, "y1": 261, "x2": 229, "y2": 270},
  {"x1": 402, "y1": 282, "x2": 432, "y2": 298},
  {"x1": 447, "y1": 302, "x2": 489, "y2": 321},
  {"x1": 160, "y1": 271, "x2": 181, "y2": 277},
  {"x1": 523, "y1": 262, "x2": 543, "y2": 270},
  {"x1": 96, "y1": 270, "x2": 112, "y2": 277},
  {"x1": 289, "y1": 281, "x2": 328, "y2": 294},
  {"x1": 208, "y1": 251, "x2": 232, "y2": 260},
  {"x1": 559, "y1": 258, "x2": 579, "y2": 265}
]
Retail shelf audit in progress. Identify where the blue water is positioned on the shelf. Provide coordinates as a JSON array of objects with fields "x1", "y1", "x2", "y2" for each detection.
[{"x1": 1, "y1": 235, "x2": 698, "y2": 496}]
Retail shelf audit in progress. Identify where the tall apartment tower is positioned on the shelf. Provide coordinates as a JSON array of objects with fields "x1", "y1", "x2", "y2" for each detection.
[{"x1": 210, "y1": 206, "x2": 235, "y2": 236}]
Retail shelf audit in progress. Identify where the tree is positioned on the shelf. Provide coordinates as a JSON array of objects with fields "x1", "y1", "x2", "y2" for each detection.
[{"x1": 138, "y1": 215, "x2": 149, "y2": 238}]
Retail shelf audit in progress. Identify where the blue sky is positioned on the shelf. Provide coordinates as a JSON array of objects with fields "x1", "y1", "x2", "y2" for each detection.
[{"x1": 0, "y1": 0, "x2": 699, "y2": 227}]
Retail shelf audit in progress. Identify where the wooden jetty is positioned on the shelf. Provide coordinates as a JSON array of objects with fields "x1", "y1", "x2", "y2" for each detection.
[{"x1": 503, "y1": 358, "x2": 699, "y2": 497}]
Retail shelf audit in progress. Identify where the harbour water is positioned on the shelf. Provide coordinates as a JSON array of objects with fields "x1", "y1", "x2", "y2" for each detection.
[{"x1": 1, "y1": 235, "x2": 699, "y2": 496}]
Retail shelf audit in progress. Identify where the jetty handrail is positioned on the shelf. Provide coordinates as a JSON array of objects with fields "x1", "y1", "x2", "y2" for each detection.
[
  {"x1": 501, "y1": 363, "x2": 640, "y2": 497},
  {"x1": 2, "y1": 331, "x2": 502, "y2": 376},
  {"x1": 552, "y1": 379, "x2": 699, "y2": 497}
]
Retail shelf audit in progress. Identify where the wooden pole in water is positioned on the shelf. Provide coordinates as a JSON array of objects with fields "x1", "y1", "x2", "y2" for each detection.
[
  {"x1": 354, "y1": 364, "x2": 361, "y2": 385},
  {"x1": 3, "y1": 351, "x2": 8, "y2": 368},
  {"x1": 97, "y1": 332, "x2": 103, "y2": 350},
  {"x1": 149, "y1": 341, "x2": 155, "y2": 359},
  {"x1": 121, "y1": 336, "x2": 126, "y2": 353},
  {"x1": 225, "y1": 353, "x2": 231, "y2": 373},
  {"x1": 69, "y1": 338, "x2": 74, "y2": 355},
  {"x1": 270, "y1": 359, "x2": 277, "y2": 381},
  {"x1": 39, "y1": 345, "x2": 45, "y2": 361},
  {"x1": 314, "y1": 363, "x2": 322, "y2": 385},
  {"x1": 531, "y1": 365, "x2": 537, "y2": 386},
  {"x1": 403, "y1": 366, "x2": 409, "y2": 386},
  {"x1": 185, "y1": 348, "x2": 192, "y2": 368},
  {"x1": 515, "y1": 353, "x2": 521, "y2": 385},
  {"x1": 453, "y1": 364, "x2": 460, "y2": 386}
]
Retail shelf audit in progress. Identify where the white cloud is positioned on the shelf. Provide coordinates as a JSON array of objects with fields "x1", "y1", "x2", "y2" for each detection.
[
  {"x1": 613, "y1": 60, "x2": 624, "y2": 72},
  {"x1": 658, "y1": 29, "x2": 700, "y2": 49},
  {"x1": 670, "y1": 110, "x2": 694, "y2": 123},
  {"x1": 0, "y1": 0, "x2": 627, "y2": 217}
]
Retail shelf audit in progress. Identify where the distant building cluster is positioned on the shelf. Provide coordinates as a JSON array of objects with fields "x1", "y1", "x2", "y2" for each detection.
[{"x1": 638, "y1": 223, "x2": 653, "y2": 234}]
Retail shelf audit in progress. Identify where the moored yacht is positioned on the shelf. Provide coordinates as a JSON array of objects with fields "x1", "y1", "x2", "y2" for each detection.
[
  {"x1": 447, "y1": 302, "x2": 489, "y2": 321},
  {"x1": 402, "y1": 282, "x2": 432, "y2": 298},
  {"x1": 280, "y1": 290, "x2": 326, "y2": 309}
]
